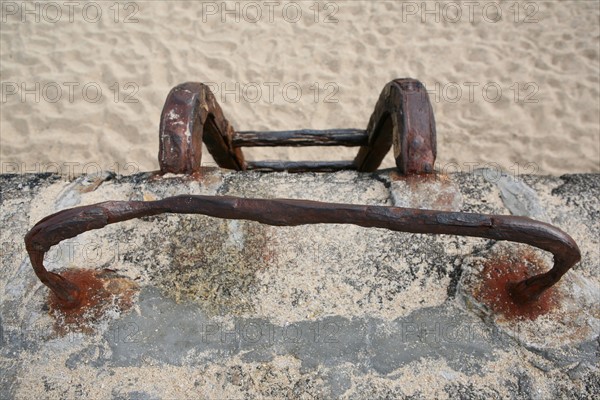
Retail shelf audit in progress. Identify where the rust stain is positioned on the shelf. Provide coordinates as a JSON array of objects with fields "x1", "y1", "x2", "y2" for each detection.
[
  {"x1": 474, "y1": 250, "x2": 558, "y2": 321},
  {"x1": 48, "y1": 268, "x2": 137, "y2": 335}
]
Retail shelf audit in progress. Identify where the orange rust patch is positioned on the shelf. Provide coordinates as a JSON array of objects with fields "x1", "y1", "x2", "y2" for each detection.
[
  {"x1": 474, "y1": 250, "x2": 558, "y2": 321},
  {"x1": 48, "y1": 268, "x2": 138, "y2": 335}
]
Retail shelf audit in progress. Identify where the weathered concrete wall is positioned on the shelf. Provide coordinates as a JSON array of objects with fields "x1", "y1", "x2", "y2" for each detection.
[{"x1": 0, "y1": 169, "x2": 598, "y2": 399}]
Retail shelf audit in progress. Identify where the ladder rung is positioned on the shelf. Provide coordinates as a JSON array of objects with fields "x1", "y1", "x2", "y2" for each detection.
[{"x1": 233, "y1": 129, "x2": 368, "y2": 147}]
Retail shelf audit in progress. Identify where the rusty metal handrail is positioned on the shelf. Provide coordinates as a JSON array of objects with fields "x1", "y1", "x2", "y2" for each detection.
[{"x1": 26, "y1": 195, "x2": 580, "y2": 309}]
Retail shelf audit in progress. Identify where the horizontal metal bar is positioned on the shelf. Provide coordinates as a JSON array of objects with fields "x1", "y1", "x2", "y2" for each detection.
[
  {"x1": 245, "y1": 160, "x2": 356, "y2": 173},
  {"x1": 233, "y1": 129, "x2": 368, "y2": 147},
  {"x1": 26, "y1": 195, "x2": 581, "y2": 308}
]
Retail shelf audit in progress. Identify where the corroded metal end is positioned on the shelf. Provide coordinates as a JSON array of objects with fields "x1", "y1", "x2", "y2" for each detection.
[
  {"x1": 509, "y1": 253, "x2": 581, "y2": 304},
  {"x1": 26, "y1": 249, "x2": 83, "y2": 308}
]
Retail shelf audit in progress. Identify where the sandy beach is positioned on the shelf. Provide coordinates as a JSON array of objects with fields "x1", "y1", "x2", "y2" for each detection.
[
  {"x1": 1, "y1": 0, "x2": 599, "y2": 176},
  {"x1": 1, "y1": 3, "x2": 600, "y2": 397}
]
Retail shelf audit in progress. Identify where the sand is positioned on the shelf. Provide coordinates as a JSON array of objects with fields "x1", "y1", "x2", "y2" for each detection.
[{"x1": 1, "y1": 0, "x2": 599, "y2": 176}]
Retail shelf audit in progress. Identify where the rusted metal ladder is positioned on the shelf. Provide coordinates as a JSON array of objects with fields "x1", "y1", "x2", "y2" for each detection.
[
  {"x1": 158, "y1": 78, "x2": 436, "y2": 175},
  {"x1": 25, "y1": 78, "x2": 580, "y2": 317}
]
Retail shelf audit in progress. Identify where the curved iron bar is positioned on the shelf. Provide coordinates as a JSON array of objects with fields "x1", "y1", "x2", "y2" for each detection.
[
  {"x1": 354, "y1": 78, "x2": 436, "y2": 174},
  {"x1": 159, "y1": 82, "x2": 245, "y2": 174},
  {"x1": 25, "y1": 195, "x2": 580, "y2": 308}
]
